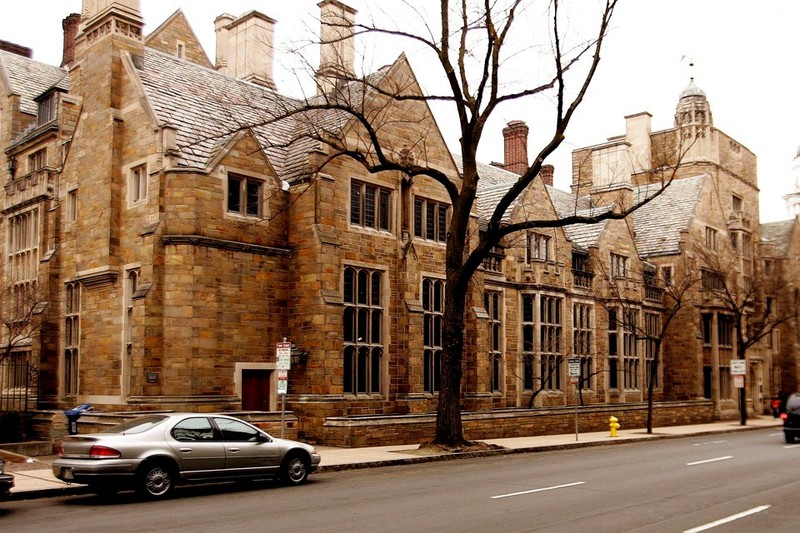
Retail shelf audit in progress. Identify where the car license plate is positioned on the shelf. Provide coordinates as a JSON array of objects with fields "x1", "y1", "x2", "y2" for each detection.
[{"x1": 62, "y1": 467, "x2": 74, "y2": 480}]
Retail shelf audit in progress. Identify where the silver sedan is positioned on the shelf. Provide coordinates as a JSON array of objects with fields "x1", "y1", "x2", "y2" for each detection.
[{"x1": 53, "y1": 413, "x2": 320, "y2": 498}]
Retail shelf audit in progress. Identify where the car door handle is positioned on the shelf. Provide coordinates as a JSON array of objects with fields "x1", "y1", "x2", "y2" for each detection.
[
  {"x1": 179, "y1": 448, "x2": 192, "y2": 453},
  {"x1": 228, "y1": 447, "x2": 240, "y2": 453}
]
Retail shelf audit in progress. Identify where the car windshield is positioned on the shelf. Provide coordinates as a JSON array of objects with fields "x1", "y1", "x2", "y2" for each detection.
[{"x1": 102, "y1": 415, "x2": 169, "y2": 435}]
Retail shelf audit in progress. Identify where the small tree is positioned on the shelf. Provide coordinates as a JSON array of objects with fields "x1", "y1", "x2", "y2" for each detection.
[
  {"x1": 598, "y1": 258, "x2": 699, "y2": 433},
  {"x1": 694, "y1": 239, "x2": 796, "y2": 425},
  {"x1": 0, "y1": 284, "x2": 47, "y2": 365}
]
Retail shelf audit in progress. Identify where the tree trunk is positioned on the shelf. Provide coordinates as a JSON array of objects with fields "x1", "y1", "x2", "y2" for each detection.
[{"x1": 434, "y1": 289, "x2": 467, "y2": 445}]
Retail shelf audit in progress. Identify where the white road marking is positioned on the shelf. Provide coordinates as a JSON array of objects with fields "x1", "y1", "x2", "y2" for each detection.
[
  {"x1": 692, "y1": 440, "x2": 727, "y2": 446},
  {"x1": 686, "y1": 456, "x2": 733, "y2": 466},
  {"x1": 683, "y1": 505, "x2": 771, "y2": 533},
  {"x1": 768, "y1": 432, "x2": 783, "y2": 437},
  {"x1": 491, "y1": 481, "x2": 586, "y2": 499},
  {"x1": 783, "y1": 444, "x2": 800, "y2": 449}
]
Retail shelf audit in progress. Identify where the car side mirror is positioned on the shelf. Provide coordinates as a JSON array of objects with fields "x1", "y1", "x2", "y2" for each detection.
[{"x1": 257, "y1": 432, "x2": 271, "y2": 443}]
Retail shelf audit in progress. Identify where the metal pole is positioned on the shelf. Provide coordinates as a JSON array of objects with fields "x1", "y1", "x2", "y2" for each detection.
[
  {"x1": 574, "y1": 383, "x2": 579, "y2": 441},
  {"x1": 281, "y1": 393, "x2": 285, "y2": 439}
]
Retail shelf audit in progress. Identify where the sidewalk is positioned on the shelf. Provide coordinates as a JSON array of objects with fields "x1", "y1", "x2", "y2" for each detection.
[{"x1": 2, "y1": 417, "x2": 782, "y2": 500}]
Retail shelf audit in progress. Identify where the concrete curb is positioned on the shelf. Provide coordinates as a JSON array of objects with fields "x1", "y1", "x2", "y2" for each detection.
[
  {"x1": 5, "y1": 423, "x2": 779, "y2": 500},
  {"x1": 316, "y1": 423, "x2": 772, "y2": 473}
]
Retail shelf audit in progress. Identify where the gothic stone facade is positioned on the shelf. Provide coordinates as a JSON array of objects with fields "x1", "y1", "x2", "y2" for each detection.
[{"x1": 0, "y1": 1, "x2": 791, "y2": 444}]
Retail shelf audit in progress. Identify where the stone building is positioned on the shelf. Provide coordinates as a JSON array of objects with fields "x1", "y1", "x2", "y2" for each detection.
[{"x1": 0, "y1": 1, "x2": 791, "y2": 445}]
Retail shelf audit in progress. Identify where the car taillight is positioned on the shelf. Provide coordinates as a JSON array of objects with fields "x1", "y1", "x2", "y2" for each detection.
[
  {"x1": 56, "y1": 443, "x2": 63, "y2": 456},
  {"x1": 89, "y1": 445, "x2": 121, "y2": 458},
  {"x1": 780, "y1": 412, "x2": 789, "y2": 421}
]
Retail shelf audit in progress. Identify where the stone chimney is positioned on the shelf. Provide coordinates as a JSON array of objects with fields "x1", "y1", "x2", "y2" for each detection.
[
  {"x1": 502, "y1": 120, "x2": 529, "y2": 175},
  {"x1": 218, "y1": 11, "x2": 277, "y2": 89},
  {"x1": 214, "y1": 14, "x2": 235, "y2": 74},
  {"x1": 539, "y1": 164, "x2": 554, "y2": 187},
  {"x1": 624, "y1": 112, "x2": 652, "y2": 173},
  {"x1": 317, "y1": 0, "x2": 357, "y2": 95},
  {"x1": 61, "y1": 13, "x2": 81, "y2": 68}
]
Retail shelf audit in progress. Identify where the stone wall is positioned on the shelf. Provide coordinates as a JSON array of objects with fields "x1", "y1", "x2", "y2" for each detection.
[{"x1": 318, "y1": 401, "x2": 716, "y2": 447}]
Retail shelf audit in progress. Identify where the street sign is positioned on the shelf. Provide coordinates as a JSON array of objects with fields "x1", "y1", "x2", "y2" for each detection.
[
  {"x1": 731, "y1": 360, "x2": 746, "y2": 376},
  {"x1": 277, "y1": 369, "x2": 288, "y2": 395},
  {"x1": 568, "y1": 358, "x2": 581, "y2": 377},
  {"x1": 733, "y1": 375, "x2": 745, "y2": 388},
  {"x1": 276, "y1": 341, "x2": 291, "y2": 370}
]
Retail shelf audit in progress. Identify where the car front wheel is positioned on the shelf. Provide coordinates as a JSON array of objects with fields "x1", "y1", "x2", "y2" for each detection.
[
  {"x1": 138, "y1": 461, "x2": 175, "y2": 498},
  {"x1": 280, "y1": 454, "x2": 309, "y2": 486}
]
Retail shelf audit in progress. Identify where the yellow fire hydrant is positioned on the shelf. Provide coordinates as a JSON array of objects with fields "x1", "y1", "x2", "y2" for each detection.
[{"x1": 609, "y1": 416, "x2": 620, "y2": 437}]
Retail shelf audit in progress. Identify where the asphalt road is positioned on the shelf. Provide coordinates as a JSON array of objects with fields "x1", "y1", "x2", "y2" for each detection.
[{"x1": 1, "y1": 428, "x2": 798, "y2": 532}]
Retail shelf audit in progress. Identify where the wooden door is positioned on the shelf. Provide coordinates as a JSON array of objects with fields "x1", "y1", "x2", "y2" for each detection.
[{"x1": 242, "y1": 370, "x2": 272, "y2": 411}]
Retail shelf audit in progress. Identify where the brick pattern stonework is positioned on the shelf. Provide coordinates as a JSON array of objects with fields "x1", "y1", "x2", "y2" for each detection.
[{"x1": 1, "y1": 3, "x2": 794, "y2": 448}]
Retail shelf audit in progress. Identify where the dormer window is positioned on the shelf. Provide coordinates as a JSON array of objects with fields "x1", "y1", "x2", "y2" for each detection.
[{"x1": 37, "y1": 93, "x2": 56, "y2": 126}]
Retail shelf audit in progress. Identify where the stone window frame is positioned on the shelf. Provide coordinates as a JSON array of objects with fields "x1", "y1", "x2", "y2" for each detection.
[
  {"x1": 126, "y1": 160, "x2": 148, "y2": 207},
  {"x1": 64, "y1": 281, "x2": 81, "y2": 397},
  {"x1": 539, "y1": 294, "x2": 563, "y2": 392},
  {"x1": 573, "y1": 301, "x2": 594, "y2": 391},
  {"x1": 422, "y1": 277, "x2": 444, "y2": 394},
  {"x1": 705, "y1": 226, "x2": 718, "y2": 251},
  {"x1": 526, "y1": 232, "x2": 551, "y2": 263},
  {"x1": 223, "y1": 167, "x2": 270, "y2": 220},
  {"x1": 610, "y1": 253, "x2": 628, "y2": 279},
  {"x1": 66, "y1": 186, "x2": 78, "y2": 224},
  {"x1": 342, "y1": 265, "x2": 386, "y2": 395},
  {"x1": 27, "y1": 148, "x2": 47, "y2": 174},
  {"x1": 484, "y1": 289, "x2": 504, "y2": 393},
  {"x1": 521, "y1": 294, "x2": 536, "y2": 392},
  {"x1": 350, "y1": 178, "x2": 393, "y2": 233},
  {"x1": 644, "y1": 311, "x2": 661, "y2": 390},
  {"x1": 412, "y1": 195, "x2": 448, "y2": 243}
]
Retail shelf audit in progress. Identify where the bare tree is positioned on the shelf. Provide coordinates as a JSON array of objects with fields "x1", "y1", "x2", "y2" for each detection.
[
  {"x1": 597, "y1": 258, "x2": 699, "y2": 433},
  {"x1": 285, "y1": 0, "x2": 707, "y2": 447},
  {"x1": 693, "y1": 239, "x2": 796, "y2": 425},
  {"x1": 0, "y1": 283, "x2": 47, "y2": 365},
  {"x1": 199, "y1": 0, "x2": 711, "y2": 447}
]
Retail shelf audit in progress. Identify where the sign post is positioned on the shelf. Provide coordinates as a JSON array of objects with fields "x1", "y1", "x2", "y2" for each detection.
[
  {"x1": 276, "y1": 339, "x2": 291, "y2": 438},
  {"x1": 568, "y1": 358, "x2": 581, "y2": 441}
]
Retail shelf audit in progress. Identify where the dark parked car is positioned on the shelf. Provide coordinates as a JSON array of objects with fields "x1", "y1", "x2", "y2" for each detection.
[
  {"x1": 781, "y1": 392, "x2": 800, "y2": 443},
  {"x1": 0, "y1": 458, "x2": 14, "y2": 499},
  {"x1": 53, "y1": 413, "x2": 320, "y2": 498}
]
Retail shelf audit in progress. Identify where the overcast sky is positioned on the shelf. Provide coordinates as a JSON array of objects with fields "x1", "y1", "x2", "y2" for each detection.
[{"x1": 2, "y1": 1, "x2": 798, "y2": 222}]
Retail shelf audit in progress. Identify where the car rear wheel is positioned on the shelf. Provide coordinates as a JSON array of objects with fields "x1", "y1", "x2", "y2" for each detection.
[
  {"x1": 138, "y1": 461, "x2": 175, "y2": 499},
  {"x1": 280, "y1": 453, "x2": 309, "y2": 486},
  {"x1": 785, "y1": 432, "x2": 796, "y2": 444}
]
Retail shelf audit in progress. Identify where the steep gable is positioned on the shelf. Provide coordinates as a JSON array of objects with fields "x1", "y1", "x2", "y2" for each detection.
[
  {"x1": 145, "y1": 9, "x2": 213, "y2": 68},
  {"x1": 133, "y1": 48, "x2": 300, "y2": 174},
  {"x1": 633, "y1": 174, "x2": 707, "y2": 257},
  {"x1": 0, "y1": 49, "x2": 67, "y2": 116},
  {"x1": 761, "y1": 219, "x2": 795, "y2": 257}
]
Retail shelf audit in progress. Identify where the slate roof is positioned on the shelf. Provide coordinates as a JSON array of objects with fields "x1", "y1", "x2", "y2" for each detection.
[
  {"x1": 761, "y1": 219, "x2": 795, "y2": 256},
  {"x1": 137, "y1": 48, "x2": 311, "y2": 176},
  {"x1": 0, "y1": 49, "x2": 67, "y2": 116},
  {"x1": 632, "y1": 174, "x2": 707, "y2": 257},
  {"x1": 454, "y1": 156, "x2": 521, "y2": 223}
]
